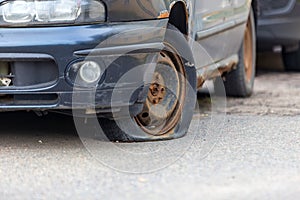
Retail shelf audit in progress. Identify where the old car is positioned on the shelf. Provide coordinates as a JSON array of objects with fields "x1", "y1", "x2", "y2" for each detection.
[
  {"x1": 257, "y1": 0, "x2": 300, "y2": 70},
  {"x1": 0, "y1": 0, "x2": 256, "y2": 141}
]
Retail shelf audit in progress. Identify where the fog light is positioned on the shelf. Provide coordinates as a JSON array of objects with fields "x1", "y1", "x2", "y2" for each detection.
[{"x1": 79, "y1": 61, "x2": 101, "y2": 83}]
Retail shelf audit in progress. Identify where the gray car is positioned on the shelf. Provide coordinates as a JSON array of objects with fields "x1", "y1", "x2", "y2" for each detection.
[{"x1": 257, "y1": 0, "x2": 300, "y2": 70}]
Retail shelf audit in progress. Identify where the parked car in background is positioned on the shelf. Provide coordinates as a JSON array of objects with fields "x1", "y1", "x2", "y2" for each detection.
[
  {"x1": 257, "y1": 0, "x2": 300, "y2": 70},
  {"x1": 0, "y1": 0, "x2": 256, "y2": 142}
]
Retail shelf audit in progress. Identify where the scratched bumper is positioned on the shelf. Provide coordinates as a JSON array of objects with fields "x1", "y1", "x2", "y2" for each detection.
[{"x1": 0, "y1": 19, "x2": 167, "y2": 114}]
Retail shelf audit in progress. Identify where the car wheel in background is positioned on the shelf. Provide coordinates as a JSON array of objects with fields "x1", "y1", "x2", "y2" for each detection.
[
  {"x1": 215, "y1": 8, "x2": 256, "y2": 97},
  {"x1": 282, "y1": 45, "x2": 300, "y2": 71}
]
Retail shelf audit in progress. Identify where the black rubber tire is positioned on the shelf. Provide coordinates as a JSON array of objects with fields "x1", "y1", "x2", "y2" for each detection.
[
  {"x1": 282, "y1": 47, "x2": 300, "y2": 71},
  {"x1": 97, "y1": 25, "x2": 197, "y2": 142},
  {"x1": 214, "y1": 8, "x2": 256, "y2": 97}
]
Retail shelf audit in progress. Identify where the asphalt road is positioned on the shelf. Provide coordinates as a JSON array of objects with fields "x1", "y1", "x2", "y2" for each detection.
[{"x1": 1, "y1": 59, "x2": 300, "y2": 199}]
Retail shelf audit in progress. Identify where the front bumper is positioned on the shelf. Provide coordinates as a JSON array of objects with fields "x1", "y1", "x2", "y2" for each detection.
[
  {"x1": 257, "y1": 0, "x2": 300, "y2": 50},
  {"x1": 0, "y1": 19, "x2": 167, "y2": 113}
]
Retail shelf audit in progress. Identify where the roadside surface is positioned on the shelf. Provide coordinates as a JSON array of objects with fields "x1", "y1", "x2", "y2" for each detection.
[
  {"x1": 0, "y1": 112, "x2": 299, "y2": 200},
  {"x1": 0, "y1": 57, "x2": 300, "y2": 199},
  {"x1": 227, "y1": 71, "x2": 300, "y2": 116}
]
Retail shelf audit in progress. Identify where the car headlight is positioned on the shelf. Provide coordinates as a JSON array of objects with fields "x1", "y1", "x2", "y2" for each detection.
[{"x1": 0, "y1": 0, "x2": 106, "y2": 26}]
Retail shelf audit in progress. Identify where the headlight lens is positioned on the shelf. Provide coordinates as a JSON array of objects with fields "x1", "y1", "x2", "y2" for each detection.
[
  {"x1": 3, "y1": 0, "x2": 34, "y2": 23},
  {"x1": 35, "y1": 0, "x2": 80, "y2": 22},
  {"x1": 0, "y1": 0, "x2": 105, "y2": 26}
]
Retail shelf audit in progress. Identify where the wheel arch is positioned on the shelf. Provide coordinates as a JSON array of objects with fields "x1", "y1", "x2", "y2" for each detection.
[{"x1": 168, "y1": 1, "x2": 189, "y2": 36}]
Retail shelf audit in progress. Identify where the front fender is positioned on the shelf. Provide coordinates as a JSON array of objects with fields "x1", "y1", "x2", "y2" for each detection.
[{"x1": 103, "y1": 0, "x2": 186, "y2": 22}]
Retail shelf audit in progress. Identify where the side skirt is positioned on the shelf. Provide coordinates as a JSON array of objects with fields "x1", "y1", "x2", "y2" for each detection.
[{"x1": 196, "y1": 54, "x2": 239, "y2": 88}]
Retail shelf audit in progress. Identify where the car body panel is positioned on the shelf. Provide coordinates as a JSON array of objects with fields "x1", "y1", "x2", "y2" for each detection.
[
  {"x1": 192, "y1": 0, "x2": 251, "y2": 67},
  {"x1": 0, "y1": 0, "x2": 252, "y2": 114},
  {"x1": 0, "y1": 20, "x2": 167, "y2": 112}
]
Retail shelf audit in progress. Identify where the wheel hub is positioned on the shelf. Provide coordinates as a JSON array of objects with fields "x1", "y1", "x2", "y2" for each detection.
[
  {"x1": 134, "y1": 48, "x2": 186, "y2": 136},
  {"x1": 148, "y1": 73, "x2": 166, "y2": 105}
]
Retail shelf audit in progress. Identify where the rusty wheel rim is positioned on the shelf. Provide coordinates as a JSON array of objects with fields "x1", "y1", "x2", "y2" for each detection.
[
  {"x1": 244, "y1": 15, "x2": 254, "y2": 83},
  {"x1": 134, "y1": 46, "x2": 186, "y2": 136}
]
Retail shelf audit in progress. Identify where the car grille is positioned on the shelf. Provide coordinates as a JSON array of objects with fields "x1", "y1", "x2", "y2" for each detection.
[{"x1": 0, "y1": 59, "x2": 58, "y2": 89}]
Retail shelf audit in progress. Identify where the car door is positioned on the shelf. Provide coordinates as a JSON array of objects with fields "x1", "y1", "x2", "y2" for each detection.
[
  {"x1": 192, "y1": 0, "x2": 234, "y2": 34},
  {"x1": 231, "y1": 0, "x2": 251, "y2": 22},
  {"x1": 190, "y1": 0, "x2": 235, "y2": 67}
]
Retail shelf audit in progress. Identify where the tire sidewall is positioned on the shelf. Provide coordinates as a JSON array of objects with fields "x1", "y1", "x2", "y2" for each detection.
[
  {"x1": 114, "y1": 25, "x2": 197, "y2": 141},
  {"x1": 241, "y1": 8, "x2": 256, "y2": 94}
]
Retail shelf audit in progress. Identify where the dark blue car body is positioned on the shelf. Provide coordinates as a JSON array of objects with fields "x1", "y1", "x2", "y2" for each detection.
[{"x1": 0, "y1": 1, "x2": 168, "y2": 115}]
